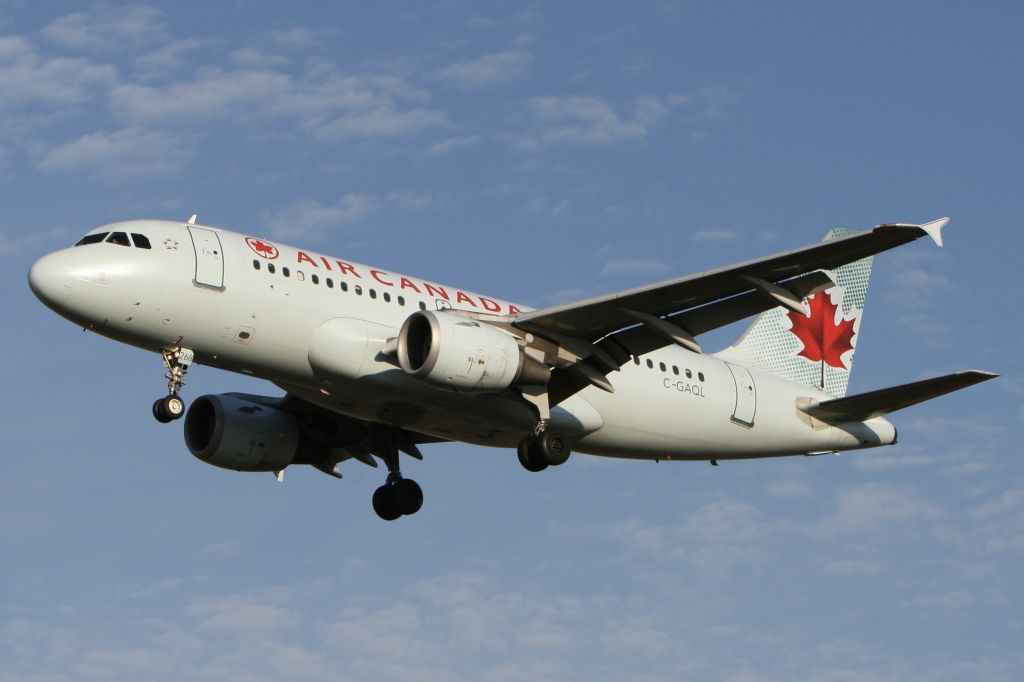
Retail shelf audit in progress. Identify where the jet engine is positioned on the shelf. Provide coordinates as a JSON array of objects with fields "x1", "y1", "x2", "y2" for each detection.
[
  {"x1": 397, "y1": 310, "x2": 548, "y2": 392},
  {"x1": 184, "y1": 394, "x2": 300, "y2": 472}
]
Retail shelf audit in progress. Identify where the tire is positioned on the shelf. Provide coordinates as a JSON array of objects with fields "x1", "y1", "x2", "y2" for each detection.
[
  {"x1": 517, "y1": 438, "x2": 548, "y2": 472},
  {"x1": 153, "y1": 398, "x2": 172, "y2": 423},
  {"x1": 396, "y1": 478, "x2": 423, "y2": 516},
  {"x1": 372, "y1": 485, "x2": 401, "y2": 521},
  {"x1": 537, "y1": 431, "x2": 571, "y2": 466},
  {"x1": 165, "y1": 395, "x2": 186, "y2": 420}
]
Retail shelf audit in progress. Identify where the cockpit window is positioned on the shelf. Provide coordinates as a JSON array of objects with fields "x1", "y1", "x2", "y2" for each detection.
[
  {"x1": 106, "y1": 232, "x2": 131, "y2": 247},
  {"x1": 131, "y1": 233, "x2": 152, "y2": 249},
  {"x1": 75, "y1": 233, "x2": 109, "y2": 246}
]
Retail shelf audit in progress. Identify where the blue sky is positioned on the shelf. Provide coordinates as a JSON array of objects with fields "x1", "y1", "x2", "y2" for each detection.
[{"x1": 2, "y1": 2, "x2": 1022, "y2": 680}]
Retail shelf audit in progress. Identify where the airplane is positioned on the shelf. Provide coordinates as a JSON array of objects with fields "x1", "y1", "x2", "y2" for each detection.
[{"x1": 28, "y1": 215, "x2": 996, "y2": 520}]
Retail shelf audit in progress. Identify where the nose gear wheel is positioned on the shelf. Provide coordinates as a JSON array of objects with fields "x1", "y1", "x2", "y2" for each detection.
[{"x1": 153, "y1": 347, "x2": 193, "y2": 423}]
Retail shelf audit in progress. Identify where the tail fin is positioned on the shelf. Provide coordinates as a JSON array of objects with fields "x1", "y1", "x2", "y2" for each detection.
[{"x1": 715, "y1": 227, "x2": 873, "y2": 397}]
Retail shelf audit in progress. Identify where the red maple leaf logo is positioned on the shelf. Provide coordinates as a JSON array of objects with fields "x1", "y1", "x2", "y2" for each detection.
[
  {"x1": 787, "y1": 292, "x2": 857, "y2": 370},
  {"x1": 246, "y1": 237, "x2": 279, "y2": 259}
]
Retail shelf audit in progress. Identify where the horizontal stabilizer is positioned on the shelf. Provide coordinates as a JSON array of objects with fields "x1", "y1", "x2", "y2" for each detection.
[{"x1": 800, "y1": 370, "x2": 998, "y2": 422}]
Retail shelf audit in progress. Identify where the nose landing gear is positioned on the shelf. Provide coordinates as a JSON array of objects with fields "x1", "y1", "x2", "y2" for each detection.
[{"x1": 153, "y1": 347, "x2": 193, "y2": 423}]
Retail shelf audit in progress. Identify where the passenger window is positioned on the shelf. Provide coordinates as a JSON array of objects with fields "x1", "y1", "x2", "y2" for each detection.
[
  {"x1": 398, "y1": 296, "x2": 405, "y2": 306},
  {"x1": 369, "y1": 289, "x2": 377, "y2": 299},
  {"x1": 672, "y1": 365, "x2": 679, "y2": 375},
  {"x1": 106, "y1": 232, "x2": 131, "y2": 247},
  {"x1": 646, "y1": 359, "x2": 654, "y2": 369},
  {"x1": 252, "y1": 259, "x2": 260, "y2": 270},
  {"x1": 282, "y1": 267, "x2": 290, "y2": 278},
  {"x1": 685, "y1": 369, "x2": 692, "y2": 379},
  {"x1": 698, "y1": 372, "x2": 705, "y2": 382},
  {"x1": 131, "y1": 233, "x2": 152, "y2": 249},
  {"x1": 311, "y1": 274, "x2": 319, "y2": 285},
  {"x1": 297, "y1": 271, "x2": 305, "y2": 281},
  {"x1": 354, "y1": 285, "x2": 362, "y2": 296},
  {"x1": 418, "y1": 301, "x2": 426, "y2": 310},
  {"x1": 659, "y1": 362, "x2": 666, "y2": 372},
  {"x1": 340, "y1": 281, "x2": 348, "y2": 292},
  {"x1": 326, "y1": 278, "x2": 333, "y2": 288},
  {"x1": 633, "y1": 356, "x2": 640, "y2": 365},
  {"x1": 75, "y1": 233, "x2": 108, "y2": 246},
  {"x1": 268, "y1": 263, "x2": 276, "y2": 274},
  {"x1": 383, "y1": 292, "x2": 391, "y2": 303}
]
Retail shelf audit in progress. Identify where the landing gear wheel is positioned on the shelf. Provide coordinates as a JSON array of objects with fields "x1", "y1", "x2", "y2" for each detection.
[
  {"x1": 372, "y1": 485, "x2": 402, "y2": 521},
  {"x1": 536, "y1": 431, "x2": 570, "y2": 466},
  {"x1": 153, "y1": 398, "x2": 172, "y2": 424},
  {"x1": 396, "y1": 478, "x2": 424, "y2": 516},
  {"x1": 152, "y1": 395, "x2": 185, "y2": 423},
  {"x1": 517, "y1": 431, "x2": 572, "y2": 471},
  {"x1": 518, "y1": 438, "x2": 548, "y2": 472}
]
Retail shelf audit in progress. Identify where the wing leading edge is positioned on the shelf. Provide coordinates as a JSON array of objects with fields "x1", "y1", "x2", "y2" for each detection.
[{"x1": 504, "y1": 219, "x2": 950, "y2": 405}]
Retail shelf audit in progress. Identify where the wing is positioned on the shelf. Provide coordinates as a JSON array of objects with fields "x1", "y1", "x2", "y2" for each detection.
[
  {"x1": 505, "y1": 219, "x2": 948, "y2": 404},
  {"x1": 228, "y1": 391, "x2": 447, "y2": 477}
]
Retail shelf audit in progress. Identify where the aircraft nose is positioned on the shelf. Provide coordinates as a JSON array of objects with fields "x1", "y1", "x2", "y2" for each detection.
[{"x1": 29, "y1": 250, "x2": 76, "y2": 310}]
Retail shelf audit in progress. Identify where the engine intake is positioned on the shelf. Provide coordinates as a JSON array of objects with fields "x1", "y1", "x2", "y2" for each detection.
[
  {"x1": 184, "y1": 394, "x2": 300, "y2": 472},
  {"x1": 397, "y1": 310, "x2": 548, "y2": 392}
]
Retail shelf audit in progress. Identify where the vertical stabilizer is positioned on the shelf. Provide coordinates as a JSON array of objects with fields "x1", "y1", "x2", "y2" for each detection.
[{"x1": 715, "y1": 228, "x2": 873, "y2": 397}]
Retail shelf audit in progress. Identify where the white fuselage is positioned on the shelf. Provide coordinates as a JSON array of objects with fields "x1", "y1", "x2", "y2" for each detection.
[{"x1": 30, "y1": 220, "x2": 896, "y2": 461}]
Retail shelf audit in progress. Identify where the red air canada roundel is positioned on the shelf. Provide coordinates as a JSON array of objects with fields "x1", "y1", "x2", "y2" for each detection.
[{"x1": 246, "y1": 237, "x2": 279, "y2": 260}]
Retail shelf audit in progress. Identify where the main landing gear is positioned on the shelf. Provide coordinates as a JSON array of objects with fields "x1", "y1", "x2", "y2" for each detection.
[
  {"x1": 153, "y1": 347, "x2": 194, "y2": 423},
  {"x1": 370, "y1": 427, "x2": 424, "y2": 521},
  {"x1": 372, "y1": 474, "x2": 424, "y2": 522},
  {"x1": 517, "y1": 428, "x2": 572, "y2": 472}
]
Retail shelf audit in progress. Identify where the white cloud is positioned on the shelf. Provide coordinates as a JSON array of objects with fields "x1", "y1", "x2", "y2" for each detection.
[
  {"x1": 822, "y1": 483, "x2": 941, "y2": 534},
  {"x1": 425, "y1": 135, "x2": 480, "y2": 155},
  {"x1": 315, "y1": 105, "x2": 445, "y2": 140},
  {"x1": 0, "y1": 36, "x2": 116, "y2": 109},
  {"x1": 899, "y1": 590, "x2": 975, "y2": 611},
  {"x1": 692, "y1": 228, "x2": 739, "y2": 243},
  {"x1": 41, "y1": 5, "x2": 164, "y2": 49},
  {"x1": 600, "y1": 258, "x2": 670, "y2": 276},
  {"x1": 597, "y1": 497, "x2": 775, "y2": 576},
  {"x1": 273, "y1": 27, "x2": 324, "y2": 50},
  {"x1": 134, "y1": 38, "x2": 212, "y2": 75},
  {"x1": 185, "y1": 594, "x2": 298, "y2": 634},
  {"x1": 265, "y1": 194, "x2": 377, "y2": 239},
  {"x1": 110, "y1": 68, "x2": 445, "y2": 140},
  {"x1": 763, "y1": 477, "x2": 812, "y2": 499},
  {"x1": 512, "y1": 88, "x2": 733, "y2": 150},
  {"x1": 823, "y1": 559, "x2": 885, "y2": 575},
  {"x1": 892, "y1": 268, "x2": 951, "y2": 291},
  {"x1": 229, "y1": 47, "x2": 289, "y2": 69},
  {"x1": 435, "y1": 50, "x2": 530, "y2": 88},
  {"x1": 518, "y1": 95, "x2": 647, "y2": 148},
  {"x1": 0, "y1": 225, "x2": 73, "y2": 256},
  {"x1": 37, "y1": 128, "x2": 185, "y2": 178}
]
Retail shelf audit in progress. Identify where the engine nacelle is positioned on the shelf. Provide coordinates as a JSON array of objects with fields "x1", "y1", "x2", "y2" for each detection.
[
  {"x1": 397, "y1": 310, "x2": 546, "y2": 392},
  {"x1": 184, "y1": 394, "x2": 300, "y2": 472}
]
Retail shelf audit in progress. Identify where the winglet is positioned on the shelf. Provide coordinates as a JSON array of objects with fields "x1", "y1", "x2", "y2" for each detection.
[
  {"x1": 918, "y1": 217, "x2": 948, "y2": 248},
  {"x1": 880, "y1": 217, "x2": 948, "y2": 248}
]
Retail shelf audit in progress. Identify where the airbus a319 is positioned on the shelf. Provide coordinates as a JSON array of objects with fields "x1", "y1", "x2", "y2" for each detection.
[{"x1": 29, "y1": 216, "x2": 996, "y2": 520}]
